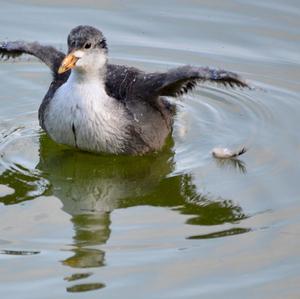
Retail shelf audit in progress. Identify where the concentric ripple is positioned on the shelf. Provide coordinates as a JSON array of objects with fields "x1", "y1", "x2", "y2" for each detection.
[
  {"x1": 0, "y1": 122, "x2": 50, "y2": 203},
  {"x1": 173, "y1": 80, "x2": 300, "y2": 180}
]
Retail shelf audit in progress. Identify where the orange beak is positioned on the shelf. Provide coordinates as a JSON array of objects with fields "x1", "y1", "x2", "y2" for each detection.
[{"x1": 58, "y1": 52, "x2": 79, "y2": 74}]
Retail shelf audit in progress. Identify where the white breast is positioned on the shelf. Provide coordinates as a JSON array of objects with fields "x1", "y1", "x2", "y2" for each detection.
[{"x1": 44, "y1": 73, "x2": 130, "y2": 153}]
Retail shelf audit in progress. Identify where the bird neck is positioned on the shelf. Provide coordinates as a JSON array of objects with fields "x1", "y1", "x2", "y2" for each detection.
[{"x1": 69, "y1": 65, "x2": 107, "y2": 86}]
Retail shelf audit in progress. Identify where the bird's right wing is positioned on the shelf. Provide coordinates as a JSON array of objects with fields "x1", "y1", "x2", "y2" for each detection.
[
  {"x1": 0, "y1": 41, "x2": 65, "y2": 78},
  {"x1": 135, "y1": 65, "x2": 250, "y2": 99}
]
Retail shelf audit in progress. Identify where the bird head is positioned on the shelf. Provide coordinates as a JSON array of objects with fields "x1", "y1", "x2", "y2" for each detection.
[{"x1": 58, "y1": 25, "x2": 108, "y2": 74}]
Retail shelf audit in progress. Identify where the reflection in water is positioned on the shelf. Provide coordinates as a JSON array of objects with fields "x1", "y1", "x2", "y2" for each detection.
[
  {"x1": 0, "y1": 163, "x2": 50, "y2": 205},
  {"x1": 187, "y1": 227, "x2": 251, "y2": 240},
  {"x1": 214, "y1": 157, "x2": 247, "y2": 174},
  {"x1": 66, "y1": 283, "x2": 105, "y2": 293},
  {"x1": 0, "y1": 133, "x2": 249, "y2": 292},
  {"x1": 64, "y1": 272, "x2": 93, "y2": 281},
  {"x1": 0, "y1": 249, "x2": 40, "y2": 255},
  {"x1": 63, "y1": 213, "x2": 110, "y2": 269}
]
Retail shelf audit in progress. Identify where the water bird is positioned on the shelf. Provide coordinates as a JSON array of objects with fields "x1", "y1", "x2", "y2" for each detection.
[{"x1": 0, "y1": 25, "x2": 249, "y2": 156}]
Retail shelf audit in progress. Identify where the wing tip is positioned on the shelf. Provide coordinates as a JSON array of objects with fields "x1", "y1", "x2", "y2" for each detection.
[{"x1": 0, "y1": 41, "x2": 23, "y2": 60}]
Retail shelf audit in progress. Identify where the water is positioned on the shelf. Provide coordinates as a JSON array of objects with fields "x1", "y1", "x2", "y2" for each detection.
[{"x1": 1, "y1": 0, "x2": 300, "y2": 298}]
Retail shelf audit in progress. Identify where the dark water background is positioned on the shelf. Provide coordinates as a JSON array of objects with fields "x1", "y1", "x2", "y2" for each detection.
[{"x1": 0, "y1": 1, "x2": 300, "y2": 298}]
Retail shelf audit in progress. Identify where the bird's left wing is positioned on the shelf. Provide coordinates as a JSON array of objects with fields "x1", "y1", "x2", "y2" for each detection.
[
  {"x1": 135, "y1": 65, "x2": 250, "y2": 99},
  {"x1": 0, "y1": 41, "x2": 65, "y2": 78}
]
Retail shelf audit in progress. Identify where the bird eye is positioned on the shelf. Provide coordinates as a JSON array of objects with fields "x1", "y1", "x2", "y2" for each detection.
[{"x1": 84, "y1": 43, "x2": 92, "y2": 49}]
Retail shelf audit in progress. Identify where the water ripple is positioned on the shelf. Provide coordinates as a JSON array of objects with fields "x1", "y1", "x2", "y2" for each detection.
[
  {"x1": 173, "y1": 79, "x2": 300, "y2": 181},
  {"x1": 0, "y1": 124, "x2": 50, "y2": 203}
]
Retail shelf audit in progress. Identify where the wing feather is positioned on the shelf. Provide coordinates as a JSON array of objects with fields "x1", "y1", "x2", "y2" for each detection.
[{"x1": 0, "y1": 41, "x2": 65, "y2": 79}]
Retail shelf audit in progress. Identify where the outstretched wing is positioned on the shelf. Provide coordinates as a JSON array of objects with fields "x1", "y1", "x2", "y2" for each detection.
[
  {"x1": 135, "y1": 65, "x2": 249, "y2": 98},
  {"x1": 0, "y1": 41, "x2": 65, "y2": 79}
]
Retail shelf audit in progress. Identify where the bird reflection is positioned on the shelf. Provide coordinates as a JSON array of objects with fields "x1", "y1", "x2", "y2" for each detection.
[
  {"x1": 62, "y1": 213, "x2": 110, "y2": 269},
  {"x1": 0, "y1": 133, "x2": 248, "y2": 293}
]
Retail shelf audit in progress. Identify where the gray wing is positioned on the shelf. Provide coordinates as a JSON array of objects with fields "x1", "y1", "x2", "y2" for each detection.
[
  {"x1": 0, "y1": 41, "x2": 65, "y2": 79},
  {"x1": 134, "y1": 65, "x2": 249, "y2": 98}
]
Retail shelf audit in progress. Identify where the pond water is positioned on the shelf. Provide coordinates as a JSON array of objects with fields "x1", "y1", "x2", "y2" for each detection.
[{"x1": 0, "y1": 0, "x2": 300, "y2": 298}]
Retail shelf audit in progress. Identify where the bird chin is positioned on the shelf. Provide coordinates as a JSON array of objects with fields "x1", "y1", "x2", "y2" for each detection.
[{"x1": 77, "y1": 52, "x2": 107, "y2": 72}]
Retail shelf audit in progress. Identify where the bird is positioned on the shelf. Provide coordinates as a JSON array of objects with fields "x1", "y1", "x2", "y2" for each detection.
[{"x1": 0, "y1": 25, "x2": 249, "y2": 155}]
